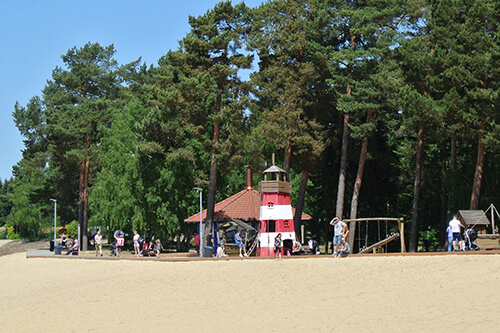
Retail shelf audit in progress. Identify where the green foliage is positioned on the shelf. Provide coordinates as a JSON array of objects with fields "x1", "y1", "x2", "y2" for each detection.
[
  {"x1": 7, "y1": 226, "x2": 20, "y2": 240},
  {"x1": 66, "y1": 221, "x2": 78, "y2": 238},
  {"x1": 6, "y1": 0, "x2": 500, "y2": 250}
]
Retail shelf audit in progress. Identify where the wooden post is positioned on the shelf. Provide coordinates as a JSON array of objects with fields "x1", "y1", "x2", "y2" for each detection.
[
  {"x1": 491, "y1": 204, "x2": 496, "y2": 235},
  {"x1": 399, "y1": 218, "x2": 406, "y2": 253}
]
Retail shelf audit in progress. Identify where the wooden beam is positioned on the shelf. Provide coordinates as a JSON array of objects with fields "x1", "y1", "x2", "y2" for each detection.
[
  {"x1": 343, "y1": 217, "x2": 402, "y2": 223},
  {"x1": 358, "y1": 233, "x2": 400, "y2": 254}
]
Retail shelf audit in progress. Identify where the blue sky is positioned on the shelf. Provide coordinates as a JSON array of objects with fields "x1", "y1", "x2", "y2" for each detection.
[{"x1": 0, "y1": 0, "x2": 264, "y2": 181}]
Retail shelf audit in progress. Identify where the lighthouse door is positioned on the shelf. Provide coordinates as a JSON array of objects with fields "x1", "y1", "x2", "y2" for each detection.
[{"x1": 283, "y1": 239, "x2": 293, "y2": 255}]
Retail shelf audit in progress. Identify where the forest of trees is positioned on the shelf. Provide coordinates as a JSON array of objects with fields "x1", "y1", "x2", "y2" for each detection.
[{"x1": 0, "y1": 0, "x2": 498, "y2": 252}]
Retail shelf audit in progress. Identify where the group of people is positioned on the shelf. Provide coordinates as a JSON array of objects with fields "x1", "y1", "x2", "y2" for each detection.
[
  {"x1": 90, "y1": 229, "x2": 164, "y2": 258},
  {"x1": 445, "y1": 215, "x2": 479, "y2": 252},
  {"x1": 194, "y1": 230, "x2": 247, "y2": 258}
]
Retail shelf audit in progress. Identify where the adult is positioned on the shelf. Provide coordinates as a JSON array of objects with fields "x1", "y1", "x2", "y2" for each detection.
[
  {"x1": 446, "y1": 224, "x2": 453, "y2": 252},
  {"x1": 274, "y1": 233, "x2": 282, "y2": 260},
  {"x1": 448, "y1": 215, "x2": 463, "y2": 251},
  {"x1": 60, "y1": 234, "x2": 68, "y2": 248},
  {"x1": 65, "y1": 239, "x2": 79, "y2": 255},
  {"x1": 114, "y1": 229, "x2": 125, "y2": 257},
  {"x1": 194, "y1": 232, "x2": 200, "y2": 254},
  {"x1": 334, "y1": 237, "x2": 351, "y2": 259},
  {"x1": 235, "y1": 230, "x2": 248, "y2": 257},
  {"x1": 330, "y1": 217, "x2": 347, "y2": 256},
  {"x1": 133, "y1": 230, "x2": 141, "y2": 257},
  {"x1": 94, "y1": 230, "x2": 103, "y2": 257},
  {"x1": 206, "y1": 231, "x2": 214, "y2": 257}
]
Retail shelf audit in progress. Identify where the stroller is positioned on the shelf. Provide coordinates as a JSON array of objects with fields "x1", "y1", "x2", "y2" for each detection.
[
  {"x1": 465, "y1": 228, "x2": 480, "y2": 251},
  {"x1": 308, "y1": 239, "x2": 320, "y2": 255}
]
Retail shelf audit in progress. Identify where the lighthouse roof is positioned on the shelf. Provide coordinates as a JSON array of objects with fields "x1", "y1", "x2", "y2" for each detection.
[{"x1": 262, "y1": 165, "x2": 286, "y2": 174}]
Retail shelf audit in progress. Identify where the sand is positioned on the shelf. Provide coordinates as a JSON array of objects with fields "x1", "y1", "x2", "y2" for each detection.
[{"x1": 0, "y1": 253, "x2": 499, "y2": 332}]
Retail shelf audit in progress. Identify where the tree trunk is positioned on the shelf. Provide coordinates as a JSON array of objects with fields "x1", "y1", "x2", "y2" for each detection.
[
  {"x1": 348, "y1": 111, "x2": 372, "y2": 250},
  {"x1": 450, "y1": 131, "x2": 457, "y2": 171},
  {"x1": 78, "y1": 157, "x2": 90, "y2": 251},
  {"x1": 409, "y1": 123, "x2": 424, "y2": 252},
  {"x1": 283, "y1": 130, "x2": 292, "y2": 175},
  {"x1": 336, "y1": 36, "x2": 356, "y2": 220},
  {"x1": 336, "y1": 113, "x2": 350, "y2": 219},
  {"x1": 205, "y1": 121, "x2": 219, "y2": 252},
  {"x1": 470, "y1": 123, "x2": 486, "y2": 210},
  {"x1": 348, "y1": 135, "x2": 368, "y2": 249},
  {"x1": 294, "y1": 169, "x2": 309, "y2": 242},
  {"x1": 440, "y1": 155, "x2": 448, "y2": 246}
]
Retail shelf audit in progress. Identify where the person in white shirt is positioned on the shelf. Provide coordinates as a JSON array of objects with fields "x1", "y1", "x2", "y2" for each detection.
[
  {"x1": 94, "y1": 230, "x2": 103, "y2": 257},
  {"x1": 448, "y1": 215, "x2": 463, "y2": 251}
]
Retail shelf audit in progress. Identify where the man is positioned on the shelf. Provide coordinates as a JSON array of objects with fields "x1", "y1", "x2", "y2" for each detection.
[
  {"x1": 334, "y1": 237, "x2": 351, "y2": 259},
  {"x1": 114, "y1": 229, "x2": 125, "y2": 257},
  {"x1": 330, "y1": 217, "x2": 347, "y2": 256},
  {"x1": 206, "y1": 231, "x2": 214, "y2": 257},
  {"x1": 94, "y1": 230, "x2": 103, "y2": 257},
  {"x1": 65, "y1": 238, "x2": 79, "y2": 255},
  {"x1": 448, "y1": 215, "x2": 463, "y2": 251},
  {"x1": 235, "y1": 230, "x2": 248, "y2": 257}
]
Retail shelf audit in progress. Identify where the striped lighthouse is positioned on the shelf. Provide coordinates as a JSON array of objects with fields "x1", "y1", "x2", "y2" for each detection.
[{"x1": 258, "y1": 159, "x2": 296, "y2": 257}]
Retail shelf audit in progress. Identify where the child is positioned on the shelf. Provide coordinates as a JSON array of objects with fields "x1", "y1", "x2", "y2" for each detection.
[{"x1": 155, "y1": 239, "x2": 163, "y2": 257}]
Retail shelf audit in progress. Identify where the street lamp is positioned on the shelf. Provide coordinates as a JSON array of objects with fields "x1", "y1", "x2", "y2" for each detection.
[
  {"x1": 50, "y1": 199, "x2": 57, "y2": 247},
  {"x1": 194, "y1": 187, "x2": 203, "y2": 258}
]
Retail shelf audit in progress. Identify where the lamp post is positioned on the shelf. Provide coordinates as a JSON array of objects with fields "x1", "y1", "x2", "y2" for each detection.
[
  {"x1": 194, "y1": 187, "x2": 203, "y2": 258},
  {"x1": 50, "y1": 199, "x2": 57, "y2": 247}
]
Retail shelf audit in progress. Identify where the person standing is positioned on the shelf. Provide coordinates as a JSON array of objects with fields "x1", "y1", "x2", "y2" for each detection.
[
  {"x1": 194, "y1": 232, "x2": 200, "y2": 255},
  {"x1": 94, "y1": 230, "x2": 103, "y2": 257},
  {"x1": 274, "y1": 233, "x2": 282, "y2": 260},
  {"x1": 206, "y1": 231, "x2": 215, "y2": 257},
  {"x1": 446, "y1": 224, "x2": 453, "y2": 252},
  {"x1": 330, "y1": 217, "x2": 347, "y2": 256},
  {"x1": 155, "y1": 239, "x2": 163, "y2": 257},
  {"x1": 235, "y1": 230, "x2": 248, "y2": 257},
  {"x1": 114, "y1": 229, "x2": 125, "y2": 257},
  {"x1": 133, "y1": 230, "x2": 140, "y2": 257},
  {"x1": 448, "y1": 215, "x2": 463, "y2": 251}
]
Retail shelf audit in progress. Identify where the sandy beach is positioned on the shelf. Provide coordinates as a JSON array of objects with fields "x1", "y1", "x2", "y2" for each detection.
[{"x1": 1, "y1": 252, "x2": 499, "y2": 332}]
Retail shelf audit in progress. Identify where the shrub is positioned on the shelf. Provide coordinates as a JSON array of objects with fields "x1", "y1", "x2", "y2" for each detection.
[
  {"x1": 66, "y1": 221, "x2": 78, "y2": 238},
  {"x1": 7, "y1": 226, "x2": 21, "y2": 240}
]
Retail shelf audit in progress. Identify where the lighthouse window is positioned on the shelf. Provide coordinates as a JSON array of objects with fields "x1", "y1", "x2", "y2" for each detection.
[{"x1": 267, "y1": 220, "x2": 276, "y2": 232}]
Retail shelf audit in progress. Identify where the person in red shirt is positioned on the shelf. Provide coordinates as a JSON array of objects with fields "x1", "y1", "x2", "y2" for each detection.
[{"x1": 194, "y1": 232, "x2": 200, "y2": 254}]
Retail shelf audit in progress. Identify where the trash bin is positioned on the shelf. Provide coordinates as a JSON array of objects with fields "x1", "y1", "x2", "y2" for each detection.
[
  {"x1": 54, "y1": 245, "x2": 62, "y2": 255},
  {"x1": 203, "y1": 246, "x2": 212, "y2": 258},
  {"x1": 49, "y1": 240, "x2": 54, "y2": 252}
]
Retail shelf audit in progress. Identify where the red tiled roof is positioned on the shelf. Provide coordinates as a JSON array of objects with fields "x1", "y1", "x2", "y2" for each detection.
[{"x1": 184, "y1": 188, "x2": 312, "y2": 223}]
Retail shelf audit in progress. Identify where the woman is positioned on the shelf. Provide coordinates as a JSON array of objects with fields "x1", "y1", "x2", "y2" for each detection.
[
  {"x1": 274, "y1": 233, "x2": 282, "y2": 260},
  {"x1": 133, "y1": 230, "x2": 140, "y2": 257}
]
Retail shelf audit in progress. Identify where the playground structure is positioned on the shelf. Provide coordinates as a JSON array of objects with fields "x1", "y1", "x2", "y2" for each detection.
[
  {"x1": 257, "y1": 158, "x2": 296, "y2": 257},
  {"x1": 458, "y1": 204, "x2": 500, "y2": 250},
  {"x1": 215, "y1": 219, "x2": 258, "y2": 255},
  {"x1": 343, "y1": 217, "x2": 406, "y2": 254}
]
